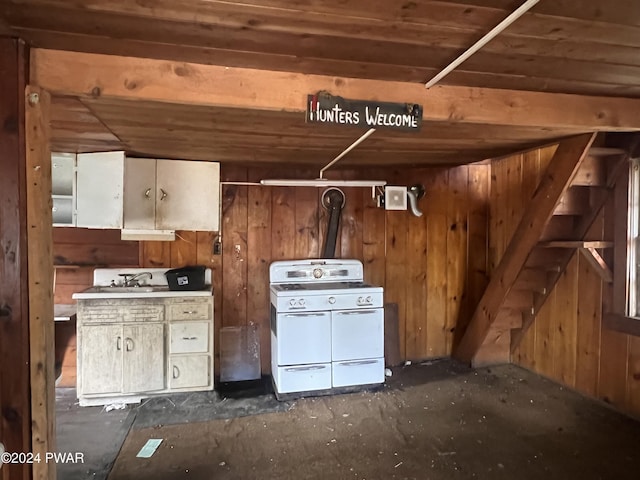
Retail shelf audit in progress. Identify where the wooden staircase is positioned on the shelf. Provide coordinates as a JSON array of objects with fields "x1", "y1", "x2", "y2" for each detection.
[{"x1": 454, "y1": 132, "x2": 639, "y2": 367}]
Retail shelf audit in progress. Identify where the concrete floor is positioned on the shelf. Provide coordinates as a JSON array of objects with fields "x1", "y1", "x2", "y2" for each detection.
[{"x1": 57, "y1": 360, "x2": 640, "y2": 480}]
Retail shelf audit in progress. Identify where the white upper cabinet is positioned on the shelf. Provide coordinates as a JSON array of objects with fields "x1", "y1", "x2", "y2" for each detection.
[
  {"x1": 76, "y1": 151, "x2": 125, "y2": 229},
  {"x1": 124, "y1": 158, "x2": 220, "y2": 232},
  {"x1": 123, "y1": 157, "x2": 157, "y2": 230},
  {"x1": 51, "y1": 152, "x2": 76, "y2": 226},
  {"x1": 156, "y1": 159, "x2": 220, "y2": 231}
]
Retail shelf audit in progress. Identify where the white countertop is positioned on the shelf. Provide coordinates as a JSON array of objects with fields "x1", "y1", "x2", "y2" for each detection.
[{"x1": 72, "y1": 286, "x2": 213, "y2": 300}]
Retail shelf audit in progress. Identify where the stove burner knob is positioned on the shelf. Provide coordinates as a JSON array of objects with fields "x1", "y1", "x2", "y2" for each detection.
[
  {"x1": 313, "y1": 268, "x2": 323, "y2": 279},
  {"x1": 328, "y1": 296, "x2": 336, "y2": 304},
  {"x1": 366, "y1": 296, "x2": 372, "y2": 303},
  {"x1": 299, "y1": 298, "x2": 306, "y2": 306},
  {"x1": 289, "y1": 299, "x2": 296, "y2": 307},
  {"x1": 358, "y1": 297, "x2": 364, "y2": 304}
]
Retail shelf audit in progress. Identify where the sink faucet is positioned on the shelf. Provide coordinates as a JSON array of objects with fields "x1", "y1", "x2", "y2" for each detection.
[{"x1": 118, "y1": 272, "x2": 153, "y2": 287}]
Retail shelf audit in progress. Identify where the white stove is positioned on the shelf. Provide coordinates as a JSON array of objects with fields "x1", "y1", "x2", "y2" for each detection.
[{"x1": 270, "y1": 259, "x2": 385, "y2": 397}]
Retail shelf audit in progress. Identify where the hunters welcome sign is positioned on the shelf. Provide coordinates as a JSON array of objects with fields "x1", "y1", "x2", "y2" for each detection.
[{"x1": 306, "y1": 92, "x2": 423, "y2": 131}]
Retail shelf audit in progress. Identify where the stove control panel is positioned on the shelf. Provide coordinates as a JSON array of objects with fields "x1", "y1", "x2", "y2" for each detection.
[
  {"x1": 273, "y1": 291, "x2": 383, "y2": 312},
  {"x1": 357, "y1": 296, "x2": 373, "y2": 306},
  {"x1": 288, "y1": 298, "x2": 307, "y2": 309}
]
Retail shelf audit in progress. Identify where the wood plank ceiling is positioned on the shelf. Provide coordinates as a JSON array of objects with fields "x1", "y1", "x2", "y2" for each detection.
[{"x1": 4, "y1": 0, "x2": 640, "y2": 166}]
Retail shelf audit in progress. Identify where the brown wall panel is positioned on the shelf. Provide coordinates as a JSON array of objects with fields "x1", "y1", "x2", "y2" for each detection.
[
  {"x1": 494, "y1": 147, "x2": 640, "y2": 419},
  {"x1": 141, "y1": 164, "x2": 491, "y2": 374}
]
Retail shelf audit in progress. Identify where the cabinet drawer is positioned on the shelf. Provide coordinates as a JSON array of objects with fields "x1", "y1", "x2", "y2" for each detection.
[
  {"x1": 332, "y1": 358, "x2": 384, "y2": 388},
  {"x1": 168, "y1": 302, "x2": 211, "y2": 321},
  {"x1": 170, "y1": 322, "x2": 209, "y2": 354},
  {"x1": 79, "y1": 305, "x2": 122, "y2": 323},
  {"x1": 123, "y1": 305, "x2": 165, "y2": 323},
  {"x1": 273, "y1": 363, "x2": 332, "y2": 394},
  {"x1": 169, "y1": 355, "x2": 211, "y2": 389}
]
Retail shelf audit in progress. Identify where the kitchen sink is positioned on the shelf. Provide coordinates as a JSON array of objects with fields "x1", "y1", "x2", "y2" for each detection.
[{"x1": 87, "y1": 286, "x2": 168, "y2": 294}]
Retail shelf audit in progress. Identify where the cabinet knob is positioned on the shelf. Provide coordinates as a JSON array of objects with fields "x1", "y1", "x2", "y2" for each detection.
[
  {"x1": 116, "y1": 336, "x2": 122, "y2": 351},
  {"x1": 144, "y1": 188, "x2": 151, "y2": 198},
  {"x1": 160, "y1": 188, "x2": 168, "y2": 200},
  {"x1": 173, "y1": 365, "x2": 180, "y2": 379}
]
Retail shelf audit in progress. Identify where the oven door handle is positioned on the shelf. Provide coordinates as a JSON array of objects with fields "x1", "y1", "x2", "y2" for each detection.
[
  {"x1": 285, "y1": 365, "x2": 327, "y2": 372},
  {"x1": 284, "y1": 313, "x2": 326, "y2": 317},
  {"x1": 336, "y1": 310, "x2": 378, "y2": 315}
]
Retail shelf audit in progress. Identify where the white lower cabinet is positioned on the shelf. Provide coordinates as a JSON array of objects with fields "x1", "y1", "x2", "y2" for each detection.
[
  {"x1": 80, "y1": 324, "x2": 124, "y2": 395},
  {"x1": 77, "y1": 296, "x2": 214, "y2": 406},
  {"x1": 169, "y1": 355, "x2": 210, "y2": 389},
  {"x1": 122, "y1": 324, "x2": 165, "y2": 393}
]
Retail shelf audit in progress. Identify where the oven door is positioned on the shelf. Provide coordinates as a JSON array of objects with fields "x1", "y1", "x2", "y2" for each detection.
[
  {"x1": 331, "y1": 308, "x2": 384, "y2": 361},
  {"x1": 275, "y1": 311, "x2": 331, "y2": 365}
]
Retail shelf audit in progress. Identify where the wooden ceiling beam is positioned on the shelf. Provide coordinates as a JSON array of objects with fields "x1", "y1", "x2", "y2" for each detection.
[{"x1": 32, "y1": 49, "x2": 640, "y2": 131}]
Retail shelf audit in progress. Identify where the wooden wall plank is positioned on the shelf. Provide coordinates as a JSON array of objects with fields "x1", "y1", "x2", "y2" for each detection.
[
  {"x1": 0, "y1": 38, "x2": 31, "y2": 480},
  {"x1": 426, "y1": 170, "x2": 449, "y2": 357},
  {"x1": 53, "y1": 228, "x2": 139, "y2": 266},
  {"x1": 141, "y1": 241, "x2": 171, "y2": 268},
  {"x1": 627, "y1": 337, "x2": 640, "y2": 417},
  {"x1": 271, "y1": 187, "x2": 296, "y2": 261},
  {"x1": 385, "y1": 207, "x2": 408, "y2": 360},
  {"x1": 533, "y1": 289, "x2": 556, "y2": 379},
  {"x1": 446, "y1": 166, "x2": 469, "y2": 354},
  {"x1": 599, "y1": 328, "x2": 630, "y2": 407},
  {"x1": 25, "y1": 85, "x2": 56, "y2": 480},
  {"x1": 551, "y1": 253, "x2": 579, "y2": 387},
  {"x1": 574, "y1": 215, "x2": 604, "y2": 396},
  {"x1": 339, "y1": 187, "x2": 364, "y2": 260},
  {"x1": 362, "y1": 186, "x2": 385, "y2": 287},
  {"x1": 170, "y1": 231, "x2": 198, "y2": 267},
  {"x1": 466, "y1": 164, "x2": 489, "y2": 331},
  {"x1": 221, "y1": 167, "x2": 248, "y2": 327},
  {"x1": 405, "y1": 197, "x2": 428, "y2": 361},
  {"x1": 247, "y1": 184, "x2": 272, "y2": 374},
  {"x1": 196, "y1": 231, "x2": 222, "y2": 376},
  {"x1": 294, "y1": 187, "x2": 319, "y2": 259}
]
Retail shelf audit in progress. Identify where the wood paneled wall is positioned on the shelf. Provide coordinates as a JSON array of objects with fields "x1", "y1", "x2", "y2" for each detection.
[
  {"x1": 140, "y1": 164, "x2": 490, "y2": 374},
  {"x1": 491, "y1": 147, "x2": 640, "y2": 418}
]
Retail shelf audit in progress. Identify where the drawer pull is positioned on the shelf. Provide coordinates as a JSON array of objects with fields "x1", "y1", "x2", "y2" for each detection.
[
  {"x1": 116, "y1": 336, "x2": 122, "y2": 351},
  {"x1": 340, "y1": 360, "x2": 378, "y2": 366},
  {"x1": 338, "y1": 310, "x2": 378, "y2": 316},
  {"x1": 173, "y1": 365, "x2": 180, "y2": 379},
  {"x1": 285, "y1": 365, "x2": 326, "y2": 372},
  {"x1": 182, "y1": 336, "x2": 198, "y2": 341},
  {"x1": 183, "y1": 310, "x2": 196, "y2": 315},
  {"x1": 125, "y1": 338, "x2": 134, "y2": 352}
]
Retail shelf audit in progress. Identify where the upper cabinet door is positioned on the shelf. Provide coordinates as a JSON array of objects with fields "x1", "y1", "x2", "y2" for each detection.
[
  {"x1": 123, "y1": 157, "x2": 157, "y2": 230},
  {"x1": 76, "y1": 151, "x2": 125, "y2": 229},
  {"x1": 155, "y1": 160, "x2": 220, "y2": 231}
]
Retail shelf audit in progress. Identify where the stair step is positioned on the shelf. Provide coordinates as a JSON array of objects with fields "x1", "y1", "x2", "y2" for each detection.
[
  {"x1": 525, "y1": 248, "x2": 565, "y2": 270},
  {"x1": 503, "y1": 290, "x2": 534, "y2": 310},
  {"x1": 571, "y1": 155, "x2": 607, "y2": 187},
  {"x1": 553, "y1": 186, "x2": 590, "y2": 215},
  {"x1": 494, "y1": 308, "x2": 523, "y2": 329},
  {"x1": 540, "y1": 216, "x2": 576, "y2": 242},
  {"x1": 586, "y1": 147, "x2": 627, "y2": 156},
  {"x1": 514, "y1": 268, "x2": 548, "y2": 293}
]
